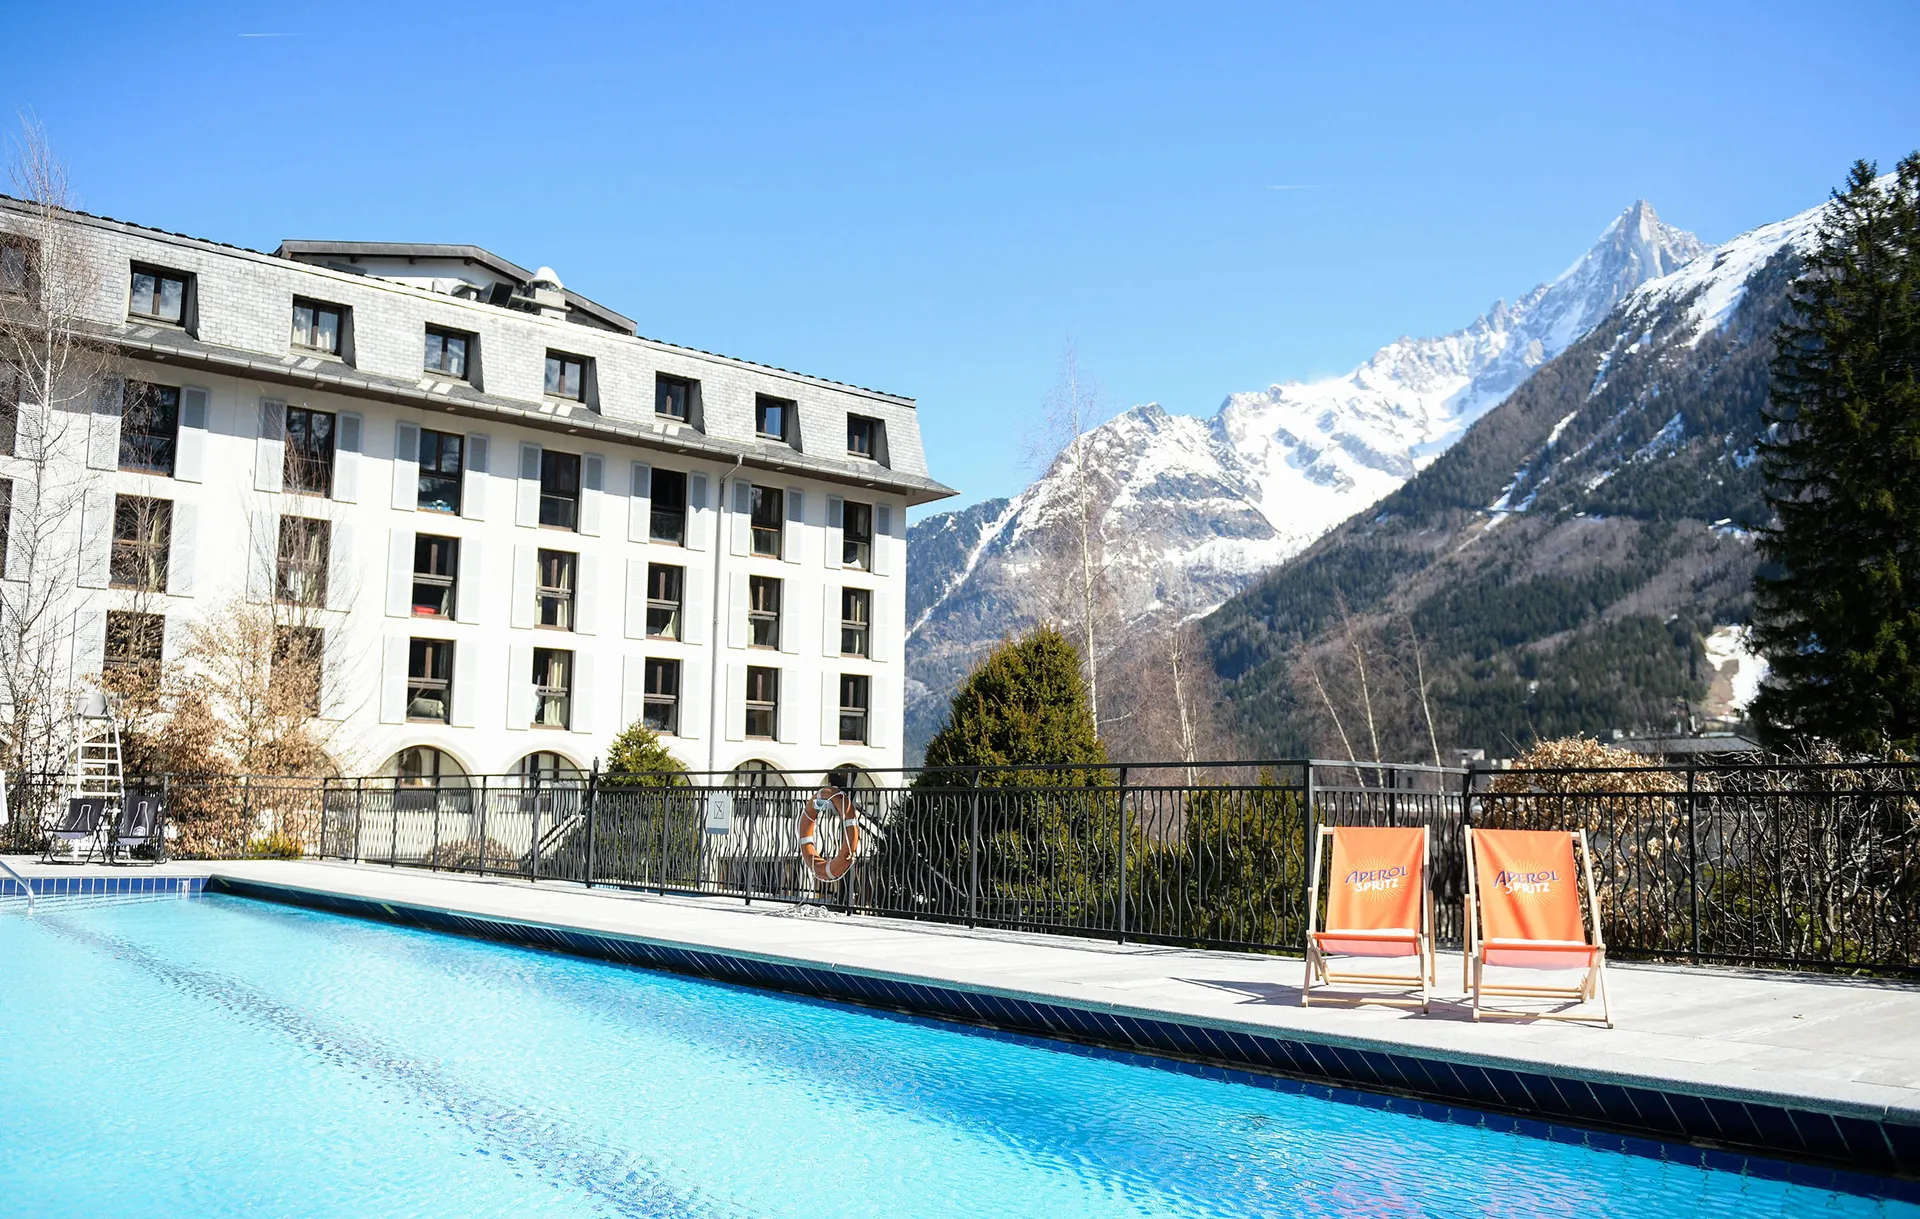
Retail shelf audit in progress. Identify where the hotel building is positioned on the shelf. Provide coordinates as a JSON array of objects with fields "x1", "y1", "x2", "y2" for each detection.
[{"x1": 0, "y1": 199, "x2": 953, "y2": 786}]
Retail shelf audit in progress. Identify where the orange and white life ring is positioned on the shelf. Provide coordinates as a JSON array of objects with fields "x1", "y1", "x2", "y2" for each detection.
[{"x1": 798, "y1": 785, "x2": 860, "y2": 883}]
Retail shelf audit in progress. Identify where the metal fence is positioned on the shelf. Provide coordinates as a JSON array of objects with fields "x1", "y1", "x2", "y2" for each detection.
[
  {"x1": 1470, "y1": 761, "x2": 1920, "y2": 974},
  {"x1": 8, "y1": 759, "x2": 1919, "y2": 974}
]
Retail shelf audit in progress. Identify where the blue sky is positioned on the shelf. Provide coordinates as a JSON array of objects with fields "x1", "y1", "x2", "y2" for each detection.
[{"x1": 5, "y1": 2, "x2": 1916, "y2": 517}]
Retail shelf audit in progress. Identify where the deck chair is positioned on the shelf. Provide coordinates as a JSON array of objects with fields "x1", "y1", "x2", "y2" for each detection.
[
  {"x1": 110, "y1": 794, "x2": 164, "y2": 864},
  {"x1": 42, "y1": 796, "x2": 109, "y2": 864},
  {"x1": 1463, "y1": 827, "x2": 1611, "y2": 1027},
  {"x1": 1303, "y1": 825, "x2": 1437, "y2": 1012}
]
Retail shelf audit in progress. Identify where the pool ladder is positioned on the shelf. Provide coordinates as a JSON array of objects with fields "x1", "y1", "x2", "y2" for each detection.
[{"x1": 0, "y1": 855, "x2": 34, "y2": 915}]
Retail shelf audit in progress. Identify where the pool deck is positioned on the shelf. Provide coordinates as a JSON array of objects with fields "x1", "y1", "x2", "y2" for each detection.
[{"x1": 11, "y1": 855, "x2": 1920, "y2": 1182}]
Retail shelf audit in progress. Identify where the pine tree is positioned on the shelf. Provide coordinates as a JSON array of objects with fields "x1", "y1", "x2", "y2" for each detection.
[
  {"x1": 920, "y1": 625, "x2": 1109, "y2": 787},
  {"x1": 1752, "y1": 155, "x2": 1920, "y2": 751},
  {"x1": 874, "y1": 628, "x2": 1115, "y2": 923},
  {"x1": 603, "y1": 720, "x2": 689, "y2": 787}
]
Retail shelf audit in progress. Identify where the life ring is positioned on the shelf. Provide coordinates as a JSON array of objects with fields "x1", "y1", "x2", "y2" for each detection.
[{"x1": 798, "y1": 785, "x2": 860, "y2": 883}]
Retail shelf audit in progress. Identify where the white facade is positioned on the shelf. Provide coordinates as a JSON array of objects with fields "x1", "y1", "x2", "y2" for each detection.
[{"x1": 0, "y1": 202, "x2": 953, "y2": 780}]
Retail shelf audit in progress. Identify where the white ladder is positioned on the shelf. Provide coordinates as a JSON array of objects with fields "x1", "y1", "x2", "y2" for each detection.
[{"x1": 58, "y1": 693, "x2": 125, "y2": 857}]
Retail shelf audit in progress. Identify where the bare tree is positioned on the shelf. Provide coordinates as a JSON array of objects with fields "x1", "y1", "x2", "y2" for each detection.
[
  {"x1": 1398, "y1": 614, "x2": 1444, "y2": 767},
  {"x1": 1027, "y1": 344, "x2": 1114, "y2": 727},
  {"x1": 1336, "y1": 595, "x2": 1382, "y2": 763},
  {"x1": 0, "y1": 118, "x2": 113, "y2": 778},
  {"x1": 1300, "y1": 648, "x2": 1360, "y2": 765},
  {"x1": 183, "y1": 591, "x2": 341, "y2": 776}
]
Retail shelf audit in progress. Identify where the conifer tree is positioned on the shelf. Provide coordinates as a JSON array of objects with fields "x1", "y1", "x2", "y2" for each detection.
[
  {"x1": 920, "y1": 625, "x2": 1109, "y2": 787},
  {"x1": 603, "y1": 720, "x2": 689, "y2": 787},
  {"x1": 1752, "y1": 154, "x2": 1920, "y2": 751},
  {"x1": 889, "y1": 626, "x2": 1116, "y2": 923}
]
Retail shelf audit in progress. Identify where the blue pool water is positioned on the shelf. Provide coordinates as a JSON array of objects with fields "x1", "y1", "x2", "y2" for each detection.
[{"x1": 1, "y1": 894, "x2": 1911, "y2": 1218}]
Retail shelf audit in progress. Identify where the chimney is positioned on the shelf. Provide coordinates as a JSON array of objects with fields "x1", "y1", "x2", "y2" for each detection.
[{"x1": 524, "y1": 266, "x2": 568, "y2": 320}]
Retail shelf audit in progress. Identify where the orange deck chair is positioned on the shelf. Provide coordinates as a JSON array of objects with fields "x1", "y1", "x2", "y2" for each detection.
[
  {"x1": 1463, "y1": 827, "x2": 1612, "y2": 1027},
  {"x1": 1303, "y1": 825, "x2": 1437, "y2": 1012}
]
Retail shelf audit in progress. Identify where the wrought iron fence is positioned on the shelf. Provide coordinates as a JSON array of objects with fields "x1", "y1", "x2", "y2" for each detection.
[
  {"x1": 1470, "y1": 761, "x2": 1920, "y2": 973},
  {"x1": 7, "y1": 758, "x2": 1918, "y2": 974}
]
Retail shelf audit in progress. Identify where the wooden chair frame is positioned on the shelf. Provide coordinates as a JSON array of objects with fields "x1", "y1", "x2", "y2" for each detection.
[
  {"x1": 1462, "y1": 826, "x2": 1612, "y2": 1027},
  {"x1": 1303, "y1": 824, "x2": 1438, "y2": 1013}
]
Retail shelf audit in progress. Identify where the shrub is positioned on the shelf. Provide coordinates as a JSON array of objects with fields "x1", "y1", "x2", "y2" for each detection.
[
  {"x1": 244, "y1": 830, "x2": 305, "y2": 860},
  {"x1": 604, "y1": 721, "x2": 691, "y2": 788}
]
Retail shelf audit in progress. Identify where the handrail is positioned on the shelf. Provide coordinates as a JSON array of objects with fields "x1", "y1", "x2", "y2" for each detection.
[{"x1": 0, "y1": 855, "x2": 34, "y2": 915}]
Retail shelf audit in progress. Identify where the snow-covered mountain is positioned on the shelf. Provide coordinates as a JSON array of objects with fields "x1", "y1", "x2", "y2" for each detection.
[
  {"x1": 905, "y1": 203, "x2": 1710, "y2": 749},
  {"x1": 1209, "y1": 190, "x2": 1836, "y2": 754}
]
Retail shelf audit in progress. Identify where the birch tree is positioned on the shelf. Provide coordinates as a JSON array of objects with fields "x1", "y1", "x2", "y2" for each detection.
[
  {"x1": 1029, "y1": 345, "x2": 1113, "y2": 728},
  {"x1": 0, "y1": 120, "x2": 112, "y2": 778}
]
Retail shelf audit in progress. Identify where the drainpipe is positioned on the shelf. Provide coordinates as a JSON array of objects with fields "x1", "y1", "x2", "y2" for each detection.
[{"x1": 706, "y1": 454, "x2": 746, "y2": 775}]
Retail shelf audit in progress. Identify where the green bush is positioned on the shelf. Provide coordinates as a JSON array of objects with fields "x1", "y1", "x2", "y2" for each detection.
[
  {"x1": 603, "y1": 720, "x2": 691, "y2": 788},
  {"x1": 245, "y1": 830, "x2": 305, "y2": 859}
]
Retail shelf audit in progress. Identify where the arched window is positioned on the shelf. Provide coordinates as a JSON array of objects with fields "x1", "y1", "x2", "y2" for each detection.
[
  {"x1": 511, "y1": 751, "x2": 584, "y2": 788},
  {"x1": 728, "y1": 759, "x2": 787, "y2": 789},
  {"x1": 386, "y1": 746, "x2": 469, "y2": 789},
  {"x1": 382, "y1": 746, "x2": 470, "y2": 815},
  {"x1": 826, "y1": 764, "x2": 877, "y2": 793}
]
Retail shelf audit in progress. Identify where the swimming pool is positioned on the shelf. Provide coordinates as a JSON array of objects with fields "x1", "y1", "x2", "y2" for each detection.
[{"x1": 2, "y1": 893, "x2": 1911, "y2": 1218}]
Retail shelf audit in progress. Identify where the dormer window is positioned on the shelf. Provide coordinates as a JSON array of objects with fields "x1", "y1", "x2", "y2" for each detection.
[
  {"x1": 848, "y1": 415, "x2": 879, "y2": 460},
  {"x1": 424, "y1": 326, "x2": 470, "y2": 379},
  {"x1": 656, "y1": 373, "x2": 693, "y2": 422},
  {"x1": 129, "y1": 264, "x2": 191, "y2": 326},
  {"x1": 755, "y1": 394, "x2": 794, "y2": 443},
  {"x1": 0, "y1": 237, "x2": 35, "y2": 298},
  {"x1": 291, "y1": 298, "x2": 345, "y2": 356},
  {"x1": 545, "y1": 351, "x2": 588, "y2": 402}
]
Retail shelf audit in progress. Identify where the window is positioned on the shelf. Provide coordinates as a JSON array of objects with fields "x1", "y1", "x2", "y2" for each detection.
[
  {"x1": 755, "y1": 394, "x2": 793, "y2": 442},
  {"x1": 748, "y1": 575, "x2": 781, "y2": 649},
  {"x1": 418, "y1": 429, "x2": 463, "y2": 513},
  {"x1": 119, "y1": 382, "x2": 179, "y2": 476},
  {"x1": 745, "y1": 666, "x2": 779, "y2": 740},
  {"x1": 1, "y1": 237, "x2": 35, "y2": 298},
  {"x1": 655, "y1": 373, "x2": 692, "y2": 421},
  {"x1": 839, "y1": 674, "x2": 871, "y2": 745},
  {"x1": 284, "y1": 406, "x2": 336, "y2": 496},
  {"x1": 749, "y1": 485, "x2": 783, "y2": 557},
  {"x1": 513, "y1": 752, "x2": 579, "y2": 786},
  {"x1": 537, "y1": 549, "x2": 575, "y2": 630},
  {"x1": 842, "y1": 500, "x2": 873, "y2": 570},
  {"x1": 540, "y1": 450, "x2": 580, "y2": 530},
  {"x1": 291, "y1": 299, "x2": 344, "y2": 355},
  {"x1": 110, "y1": 495, "x2": 171, "y2": 592},
  {"x1": 545, "y1": 351, "x2": 588, "y2": 401},
  {"x1": 649, "y1": 468, "x2": 687, "y2": 544},
  {"x1": 643, "y1": 658, "x2": 680, "y2": 734},
  {"x1": 271, "y1": 625, "x2": 323, "y2": 715},
  {"x1": 841, "y1": 587, "x2": 871, "y2": 658},
  {"x1": 406, "y1": 638, "x2": 453, "y2": 722},
  {"x1": 413, "y1": 534, "x2": 459, "y2": 618},
  {"x1": 104, "y1": 611, "x2": 166, "y2": 684},
  {"x1": 533, "y1": 647, "x2": 572, "y2": 729},
  {"x1": 423, "y1": 326, "x2": 470, "y2": 379},
  {"x1": 848, "y1": 414, "x2": 878, "y2": 459},
  {"x1": 275, "y1": 516, "x2": 330, "y2": 605},
  {"x1": 392, "y1": 745, "x2": 463, "y2": 789},
  {"x1": 0, "y1": 372, "x2": 17, "y2": 456},
  {"x1": 129, "y1": 264, "x2": 189, "y2": 325},
  {"x1": 646, "y1": 563, "x2": 683, "y2": 639}
]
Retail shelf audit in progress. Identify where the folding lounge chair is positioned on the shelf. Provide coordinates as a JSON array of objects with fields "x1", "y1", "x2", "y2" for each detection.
[
  {"x1": 110, "y1": 794, "x2": 164, "y2": 864},
  {"x1": 42, "y1": 796, "x2": 109, "y2": 864},
  {"x1": 1463, "y1": 827, "x2": 1611, "y2": 1027},
  {"x1": 1303, "y1": 825, "x2": 1437, "y2": 1012}
]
